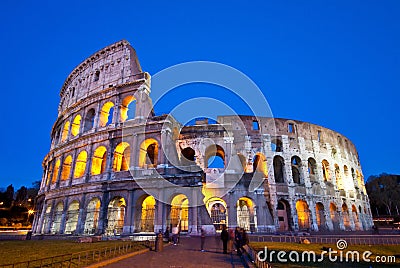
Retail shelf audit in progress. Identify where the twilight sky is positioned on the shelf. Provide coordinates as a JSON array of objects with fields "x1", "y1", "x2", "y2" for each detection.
[{"x1": 0, "y1": 0, "x2": 399, "y2": 189}]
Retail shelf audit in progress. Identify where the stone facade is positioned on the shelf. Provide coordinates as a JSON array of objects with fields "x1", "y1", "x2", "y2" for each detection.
[{"x1": 32, "y1": 40, "x2": 373, "y2": 236}]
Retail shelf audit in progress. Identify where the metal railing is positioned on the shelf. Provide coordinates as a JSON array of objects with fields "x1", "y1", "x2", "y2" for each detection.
[{"x1": 0, "y1": 241, "x2": 151, "y2": 268}]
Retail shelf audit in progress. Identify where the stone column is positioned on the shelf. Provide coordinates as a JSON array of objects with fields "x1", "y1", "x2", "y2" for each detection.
[
  {"x1": 55, "y1": 154, "x2": 65, "y2": 188},
  {"x1": 98, "y1": 191, "x2": 110, "y2": 235},
  {"x1": 59, "y1": 197, "x2": 69, "y2": 234},
  {"x1": 123, "y1": 190, "x2": 135, "y2": 234},
  {"x1": 228, "y1": 192, "x2": 237, "y2": 227},
  {"x1": 69, "y1": 148, "x2": 78, "y2": 186},
  {"x1": 85, "y1": 143, "x2": 94, "y2": 182},
  {"x1": 77, "y1": 194, "x2": 86, "y2": 234},
  {"x1": 308, "y1": 200, "x2": 318, "y2": 231}
]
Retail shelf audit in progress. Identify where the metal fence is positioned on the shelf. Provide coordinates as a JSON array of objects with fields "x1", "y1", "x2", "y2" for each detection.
[
  {"x1": 0, "y1": 241, "x2": 153, "y2": 268},
  {"x1": 250, "y1": 235, "x2": 400, "y2": 245}
]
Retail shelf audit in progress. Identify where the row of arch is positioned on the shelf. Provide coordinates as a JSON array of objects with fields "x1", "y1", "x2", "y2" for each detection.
[{"x1": 55, "y1": 96, "x2": 137, "y2": 145}]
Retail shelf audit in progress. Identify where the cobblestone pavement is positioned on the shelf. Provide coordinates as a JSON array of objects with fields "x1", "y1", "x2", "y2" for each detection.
[{"x1": 104, "y1": 236, "x2": 247, "y2": 268}]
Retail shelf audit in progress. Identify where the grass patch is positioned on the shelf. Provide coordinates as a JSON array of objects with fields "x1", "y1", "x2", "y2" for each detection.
[
  {"x1": 250, "y1": 242, "x2": 400, "y2": 267},
  {"x1": 0, "y1": 240, "x2": 146, "y2": 265}
]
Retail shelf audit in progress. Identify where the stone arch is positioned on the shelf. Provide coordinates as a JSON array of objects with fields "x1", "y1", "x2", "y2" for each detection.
[
  {"x1": 106, "y1": 196, "x2": 126, "y2": 235},
  {"x1": 237, "y1": 153, "x2": 247, "y2": 172},
  {"x1": 273, "y1": 156, "x2": 285, "y2": 183},
  {"x1": 65, "y1": 200, "x2": 80, "y2": 234},
  {"x1": 180, "y1": 147, "x2": 196, "y2": 165},
  {"x1": 91, "y1": 146, "x2": 107, "y2": 175},
  {"x1": 61, "y1": 121, "x2": 70, "y2": 142},
  {"x1": 321, "y1": 160, "x2": 330, "y2": 181},
  {"x1": 342, "y1": 203, "x2": 351, "y2": 230},
  {"x1": 271, "y1": 137, "x2": 283, "y2": 152},
  {"x1": 120, "y1": 95, "x2": 136, "y2": 122},
  {"x1": 296, "y1": 200, "x2": 311, "y2": 230},
  {"x1": 335, "y1": 164, "x2": 342, "y2": 189},
  {"x1": 352, "y1": 204, "x2": 361, "y2": 231},
  {"x1": 51, "y1": 201, "x2": 64, "y2": 234},
  {"x1": 52, "y1": 159, "x2": 61, "y2": 184},
  {"x1": 83, "y1": 108, "x2": 96, "y2": 132},
  {"x1": 113, "y1": 142, "x2": 130, "y2": 172},
  {"x1": 61, "y1": 155, "x2": 73, "y2": 181},
  {"x1": 139, "y1": 138, "x2": 159, "y2": 168},
  {"x1": 206, "y1": 197, "x2": 228, "y2": 231},
  {"x1": 308, "y1": 158, "x2": 318, "y2": 182},
  {"x1": 253, "y1": 152, "x2": 268, "y2": 177},
  {"x1": 169, "y1": 194, "x2": 189, "y2": 232},
  {"x1": 237, "y1": 197, "x2": 257, "y2": 232},
  {"x1": 140, "y1": 195, "x2": 156, "y2": 232},
  {"x1": 277, "y1": 199, "x2": 291, "y2": 231},
  {"x1": 315, "y1": 202, "x2": 326, "y2": 230},
  {"x1": 205, "y1": 144, "x2": 225, "y2": 169},
  {"x1": 42, "y1": 204, "x2": 52, "y2": 234},
  {"x1": 84, "y1": 197, "x2": 101, "y2": 235},
  {"x1": 291, "y1": 156, "x2": 302, "y2": 184},
  {"x1": 330, "y1": 202, "x2": 339, "y2": 230},
  {"x1": 99, "y1": 101, "x2": 114, "y2": 127},
  {"x1": 73, "y1": 150, "x2": 87, "y2": 178},
  {"x1": 71, "y1": 114, "x2": 82, "y2": 137}
]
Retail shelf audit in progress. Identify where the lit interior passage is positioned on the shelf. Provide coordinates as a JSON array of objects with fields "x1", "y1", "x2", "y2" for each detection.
[
  {"x1": 91, "y1": 146, "x2": 107, "y2": 175},
  {"x1": 52, "y1": 159, "x2": 61, "y2": 184},
  {"x1": 253, "y1": 153, "x2": 268, "y2": 177},
  {"x1": 113, "y1": 142, "x2": 130, "y2": 172},
  {"x1": 237, "y1": 197, "x2": 257, "y2": 232},
  {"x1": 296, "y1": 200, "x2": 311, "y2": 230},
  {"x1": 140, "y1": 195, "x2": 155, "y2": 232},
  {"x1": 107, "y1": 197, "x2": 126, "y2": 235},
  {"x1": 139, "y1": 139, "x2": 158, "y2": 168},
  {"x1": 120, "y1": 96, "x2": 136, "y2": 122},
  {"x1": 61, "y1": 155, "x2": 73, "y2": 181},
  {"x1": 99, "y1": 101, "x2": 114, "y2": 127},
  {"x1": 65, "y1": 201, "x2": 80, "y2": 234},
  {"x1": 170, "y1": 194, "x2": 189, "y2": 232},
  {"x1": 73, "y1": 151, "x2": 87, "y2": 178},
  {"x1": 51, "y1": 202, "x2": 63, "y2": 234},
  {"x1": 61, "y1": 121, "x2": 70, "y2": 142},
  {"x1": 71, "y1": 115, "x2": 81, "y2": 136},
  {"x1": 84, "y1": 198, "x2": 101, "y2": 235},
  {"x1": 207, "y1": 197, "x2": 227, "y2": 231}
]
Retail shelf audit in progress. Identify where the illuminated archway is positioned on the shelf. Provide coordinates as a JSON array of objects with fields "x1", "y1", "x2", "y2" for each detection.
[
  {"x1": 342, "y1": 203, "x2": 351, "y2": 230},
  {"x1": 61, "y1": 155, "x2": 73, "y2": 181},
  {"x1": 140, "y1": 195, "x2": 156, "y2": 232},
  {"x1": 296, "y1": 200, "x2": 310, "y2": 230},
  {"x1": 253, "y1": 153, "x2": 268, "y2": 177},
  {"x1": 139, "y1": 139, "x2": 159, "y2": 168},
  {"x1": 99, "y1": 101, "x2": 114, "y2": 127},
  {"x1": 91, "y1": 146, "x2": 107, "y2": 175},
  {"x1": 170, "y1": 194, "x2": 189, "y2": 232},
  {"x1": 335, "y1": 164, "x2": 343, "y2": 189},
  {"x1": 65, "y1": 201, "x2": 80, "y2": 234},
  {"x1": 352, "y1": 204, "x2": 361, "y2": 231},
  {"x1": 206, "y1": 197, "x2": 227, "y2": 231},
  {"x1": 52, "y1": 159, "x2": 61, "y2": 184},
  {"x1": 237, "y1": 197, "x2": 256, "y2": 232},
  {"x1": 51, "y1": 202, "x2": 63, "y2": 234},
  {"x1": 113, "y1": 142, "x2": 130, "y2": 172},
  {"x1": 120, "y1": 96, "x2": 136, "y2": 122},
  {"x1": 315, "y1": 202, "x2": 326, "y2": 230},
  {"x1": 322, "y1": 160, "x2": 330, "y2": 181},
  {"x1": 107, "y1": 197, "x2": 126, "y2": 235},
  {"x1": 61, "y1": 121, "x2": 70, "y2": 142},
  {"x1": 73, "y1": 151, "x2": 87, "y2": 178},
  {"x1": 84, "y1": 198, "x2": 101, "y2": 235},
  {"x1": 71, "y1": 115, "x2": 82, "y2": 137},
  {"x1": 330, "y1": 203, "x2": 339, "y2": 230}
]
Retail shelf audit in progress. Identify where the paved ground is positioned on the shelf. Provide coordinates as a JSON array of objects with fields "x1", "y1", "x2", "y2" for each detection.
[{"x1": 105, "y1": 236, "x2": 247, "y2": 268}]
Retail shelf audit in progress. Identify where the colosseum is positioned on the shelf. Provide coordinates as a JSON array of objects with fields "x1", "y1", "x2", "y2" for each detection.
[{"x1": 32, "y1": 40, "x2": 373, "y2": 237}]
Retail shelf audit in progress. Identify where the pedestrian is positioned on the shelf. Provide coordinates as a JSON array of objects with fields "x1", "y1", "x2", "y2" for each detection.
[
  {"x1": 200, "y1": 226, "x2": 206, "y2": 252},
  {"x1": 172, "y1": 226, "x2": 179, "y2": 245},
  {"x1": 241, "y1": 228, "x2": 249, "y2": 250},
  {"x1": 164, "y1": 227, "x2": 170, "y2": 243},
  {"x1": 228, "y1": 228, "x2": 235, "y2": 253},
  {"x1": 234, "y1": 227, "x2": 242, "y2": 256},
  {"x1": 220, "y1": 225, "x2": 229, "y2": 254}
]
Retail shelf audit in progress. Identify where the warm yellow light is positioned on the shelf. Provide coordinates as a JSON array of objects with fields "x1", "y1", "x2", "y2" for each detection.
[
  {"x1": 28, "y1": 209, "x2": 34, "y2": 215},
  {"x1": 71, "y1": 114, "x2": 82, "y2": 136},
  {"x1": 74, "y1": 150, "x2": 88, "y2": 178},
  {"x1": 91, "y1": 146, "x2": 107, "y2": 175}
]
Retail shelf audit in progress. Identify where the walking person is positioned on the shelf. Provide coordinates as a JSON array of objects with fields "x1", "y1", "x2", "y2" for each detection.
[
  {"x1": 172, "y1": 226, "x2": 179, "y2": 245},
  {"x1": 220, "y1": 225, "x2": 229, "y2": 254},
  {"x1": 164, "y1": 227, "x2": 170, "y2": 243},
  {"x1": 228, "y1": 227, "x2": 235, "y2": 253},
  {"x1": 234, "y1": 227, "x2": 242, "y2": 256},
  {"x1": 240, "y1": 228, "x2": 249, "y2": 251},
  {"x1": 200, "y1": 226, "x2": 206, "y2": 252}
]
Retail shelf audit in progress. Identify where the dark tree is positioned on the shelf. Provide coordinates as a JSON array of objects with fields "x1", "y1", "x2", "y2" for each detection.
[
  {"x1": 4, "y1": 184, "x2": 14, "y2": 207},
  {"x1": 15, "y1": 186, "x2": 28, "y2": 204},
  {"x1": 366, "y1": 173, "x2": 400, "y2": 216}
]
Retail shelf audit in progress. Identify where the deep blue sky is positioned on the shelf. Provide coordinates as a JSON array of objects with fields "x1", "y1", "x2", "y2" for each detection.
[{"x1": 1, "y1": 0, "x2": 399, "y2": 189}]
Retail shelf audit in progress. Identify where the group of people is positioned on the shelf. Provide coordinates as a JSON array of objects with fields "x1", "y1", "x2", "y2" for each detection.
[{"x1": 220, "y1": 225, "x2": 249, "y2": 255}]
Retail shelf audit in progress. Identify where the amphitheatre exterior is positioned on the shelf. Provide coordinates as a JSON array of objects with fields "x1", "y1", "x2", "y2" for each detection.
[{"x1": 32, "y1": 40, "x2": 373, "y2": 236}]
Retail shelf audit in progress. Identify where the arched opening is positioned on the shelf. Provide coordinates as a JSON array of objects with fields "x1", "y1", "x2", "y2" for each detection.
[
  {"x1": 61, "y1": 121, "x2": 70, "y2": 142},
  {"x1": 42, "y1": 204, "x2": 52, "y2": 234},
  {"x1": 335, "y1": 164, "x2": 342, "y2": 189},
  {"x1": 207, "y1": 198, "x2": 227, "y2": 231},
  {"x1": 343, "y1": 165, "x2": 349, "y2": 178},
  {"x1": 296, "y1": 200, "x2": 310, "y2": 230},
  {"x1": 237, "y1": 153, "x2": 247, "y2": 172},
  {"x1": 120, "y1": 96, "x2": 137, "y2": 122},
  {"x1": 342, "y1": 203, "x2": 351, "y2": 230},
  {"x1": 52, "y1": 159, "x2": 61, "y2": 184},
  {"x1": 322, "y1": 160, "x2": 330, "y2": 181},
  {"x1": 139, "y1": 139, "x2": 159, "y2": 168},
  {"x1": 84, "y1": 198, "x2": 101, "y2": 235},
  {"x1": 65, "y1": 201, "x2": 80, "y2": 234},
  {"x1": 83, "y1": 109, "x2": 95, "y2": 132},
  {"x1": 51, "y1": 202, "x2": 63, "y2": 234},
  {"x1": 271, "y1": 138, "x2": 283, "y2": 152},
  {"x1": 273, "y1": 156, "x2": 285, "y2": 183},
  {"x1": 74, "y1": 151, "x2": 87, "y2": 178},
  {"x1": 46, "y1": 161, "x2": 54, "y2": 186},
  {"x1": 113, "y1": 142, "x2": 130, "y2": 172},
  {"x1": 181, "y1": 147, "x2": 196, "y2": 165},
  {"x1": 253, "y1": 153, "x2": 268, "y2": 177},
  {"x1": 91, "y1": 146, "x2": 107, "y2": 175},
  {"x1": 140, "y1": 196, "x2": 156, "y2": 232},
  {"x1": 237, "y1": 197, "x2": 256, "y2": 232},
  {"x1": 330, "y1": 203, "x2": 339, "y2": 230},
  {"x1": 169, "y1": 194, "x2": 189, "y2": 232},
  {"x1": 291, "y1": 156, "x2": 302, "y2": 184},
  {"x1": 316, "y1": 202, "x2": 326, "y2": 230},
  {"x1": 352, "y1": 204, "x2": 361, "y2": 231},
  {"x1": 61, "y1": 155, "x2": 73, "y2": 181},
  {"x1": 205, "y1": 145, "x2": 225, "y2": 169},
  {"x1": 308, "y1": 158, "x2": 317, "y2": 182},
  {"x1": 107, "y1": 197, "x2": 126, "y2": 235},
  {"x1": 71, "y1": 115, "x2": 81, "y2": 137},
  {"x1": 99, "y1": 101, "x2": 114, "y2": 127},
  {"x1": 277, "y1": 200, "x2": 291, "y2": 231}
]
